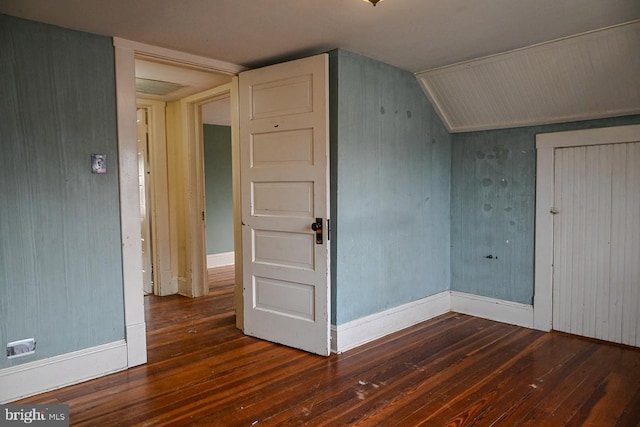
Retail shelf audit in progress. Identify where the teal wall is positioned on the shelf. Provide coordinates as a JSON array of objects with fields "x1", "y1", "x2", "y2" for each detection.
[
  {"x1": 3, "y1": 13, "x2": 638, "y2": 371},
  {"x1": 451, "y1": 115, "x2": 640, "y2": 304},
  {"x1": 203, "y1": 124, "x2": 234, "y2": 255},
  {"x1": 330, "y1": 50, "x2": 452, "y2": 325},
  {"x1": 0, "y1": 15, "x2": 124, "y2": 368}
]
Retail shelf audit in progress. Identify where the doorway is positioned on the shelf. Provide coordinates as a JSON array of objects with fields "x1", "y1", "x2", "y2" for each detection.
[
  {"x1": 202, "y1": 97, "x2": 235, "y2": 281},
  {"x1": 114, "y1": 38, "x2": 244, "y2": 366},
  {"x1": 133, "y1": 56, "x2": 236, "y2": 299}
]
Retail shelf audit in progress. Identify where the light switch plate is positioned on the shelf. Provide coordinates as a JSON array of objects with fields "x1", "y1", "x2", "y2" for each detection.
[{"x1": 91, "y1": 153, "x2": 107, "y2": 174}]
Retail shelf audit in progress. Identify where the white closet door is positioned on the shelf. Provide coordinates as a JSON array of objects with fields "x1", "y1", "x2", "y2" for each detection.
[
  {"x1": 610, "y1": 142, "x2": 640, "y2": 345},
  {"x1": 553, "y1": 141, "x2": 640, "y2": 346}
]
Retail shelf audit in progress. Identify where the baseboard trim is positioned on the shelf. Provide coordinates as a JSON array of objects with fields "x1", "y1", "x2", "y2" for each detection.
[
  {"x1": 0, "y1": 340, "x2": 128, "y2": 403},
  {"x1": 450, "y1": 291, "x2": 534, "y2": 328},
  {"x1": 331, "y1": 291, "x2": 534, "y2": 354},
  {"x1": 331, "y1": 291, "x2": 450, "y2": 354},
  {"x1": 207, "y1": 252, "x2": 235, "y2": 268},
  {"x1": 126, "y1": 322, "x2": 147, "y2": 367},
  {"x1": 0, "y1": 292, "x2": 534, "y2": 401}
]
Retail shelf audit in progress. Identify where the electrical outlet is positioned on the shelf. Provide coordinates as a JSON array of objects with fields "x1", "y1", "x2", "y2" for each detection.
[{"x1": 7, "y1": 338, "x2": 36, "y2": 359}]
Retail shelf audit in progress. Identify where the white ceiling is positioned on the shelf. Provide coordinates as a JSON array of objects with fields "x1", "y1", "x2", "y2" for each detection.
[
  {"x1": 1, "y1": 0, "x2": 639, "y2": 73},
  {"x1": 2, "y1": 1, "x2": 639, "y2": 130},
  {"x1": 135, "y1": 58, "x2": 232, "y2": 101}
]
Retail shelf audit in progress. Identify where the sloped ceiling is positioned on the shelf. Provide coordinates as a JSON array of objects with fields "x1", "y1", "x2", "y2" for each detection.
[
  {"x1": 1, "y1": 0, "x2": 639, "y2": 130},
  {"x1": 417, "y1": 21, "x2": 640, "y2": 132}
]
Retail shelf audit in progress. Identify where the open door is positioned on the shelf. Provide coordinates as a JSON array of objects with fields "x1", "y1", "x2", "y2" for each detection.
[{"x1": 239, "y1": 54, "x2": 330, "y2": 356}]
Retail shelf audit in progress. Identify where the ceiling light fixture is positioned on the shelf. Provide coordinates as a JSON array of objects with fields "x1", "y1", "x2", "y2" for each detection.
[{"x1": 364, "y1": 0, "x2": 383, "y2": 6}]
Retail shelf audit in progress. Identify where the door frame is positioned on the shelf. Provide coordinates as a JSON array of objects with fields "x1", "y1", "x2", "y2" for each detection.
[
  {"x1": 114, "y1": 38, "x2": 245, "y2": 366},
  {"x1": 136, "y1": 99, "x2": 172, "y2": 296},
  {"x1": 178, "y1": 84, "x2": 241, "y2": 302},
  {"x1": 534, "y1": 124, "x2": 640, "y2": 331},
  {"x1": 136, "y1": 106, "x2": 154, "y2": 295}
]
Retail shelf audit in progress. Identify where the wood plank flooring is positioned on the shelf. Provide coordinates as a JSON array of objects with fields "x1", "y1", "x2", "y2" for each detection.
[{"x1": 18, "y1": 266, "x2": 640, "y2": 426}]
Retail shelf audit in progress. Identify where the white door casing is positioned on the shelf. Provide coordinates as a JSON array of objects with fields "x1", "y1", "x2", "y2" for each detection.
[
  {"x1": 136, "y1": 98, "x2": 173, "y2": 296},
  {"x1": 180, "y1": 83, "x2": 236, "y2": 298},
  {"x1": 239, "y1": 54, "x2": 331, "y2": 356},
  {"x1": 534, "y1": 125, "x2": 640, "y2": 345},
  {"x1": 115, "y1": 37, "x2": 244, "y2": 367},
  {"x1": 137, "y1": 107, "x2": 154, "y2": 295}
]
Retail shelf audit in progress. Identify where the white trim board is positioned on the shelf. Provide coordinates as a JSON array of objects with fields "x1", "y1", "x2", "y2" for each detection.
[
  {"x1": 114, "y1": 40, "x2": 147, "y2": 368},
  {"x1": 113, "y1": 38, "x2": 245, "y2": 75},
  {"x1": 331, "y1": 291, "x2": 535, "y2": 354},
  {"x1": 450, "y1": 292, "x2": 533, "y2": 329},
  {"x1": 332, "y1": 292, "x2": 450, "y2": 354},
  {"x1": 207, "y1": 252, "x2": 235, "y2": 268},
  {"x1": 112, "y1": 38, "x2": 245, "y2": 371},
  {"x1": 0, "y1": 341, "x2": 127, "y2": 403}
]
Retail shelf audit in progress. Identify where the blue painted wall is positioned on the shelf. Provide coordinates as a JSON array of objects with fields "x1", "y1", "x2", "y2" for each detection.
[
  {"x1": 203, "y1": 124, "x2": 234, "y2": 255},
  {"x1": 451, "y1": 115, "x2": 640, "y2": 304},
  {"x1": 0, "y1": 15, "x2": 124, "y2": 368},
  {"x1": 3, "y1": 12, "x2": 638, "y2": 372},
  {"x1": 330, "y1": 50, "x2": 452, "y2": 325}
]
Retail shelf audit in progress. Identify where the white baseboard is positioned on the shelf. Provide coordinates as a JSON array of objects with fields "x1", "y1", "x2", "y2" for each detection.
[
  {"x1": 450, "y1": 291, "x2": 534, "y2": 328},
  {"x1": 0, "y1": 341, "x2": 128, "y2": 403},
  {"x1": 331, "y1": 291, "x2": 535, "y2": 354},
  {"x1": 331, "y1": 291, "x2": 450, "y2": 354},
  {"x1": 207, "y1": 252, "x2": 235, "y2": 268},
  {"x1": 0, "y1": 292, "x2": 534, "y2": 402}
]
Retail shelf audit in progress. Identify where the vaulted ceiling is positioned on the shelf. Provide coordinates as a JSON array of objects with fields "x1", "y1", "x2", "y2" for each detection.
[{"x1": 2, "y1": 0, "x2": 639, "y2": 130}]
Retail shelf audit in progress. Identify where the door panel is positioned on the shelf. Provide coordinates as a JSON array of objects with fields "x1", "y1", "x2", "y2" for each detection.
[
  {"x1": 553, "y1": 141, "x2": 640, "y2": 347},
  {"x1": 240, "y1": 54, "x2": 330, "y2": 356},
  {"x1": 250, "y1": 75, "x2": 313, "y2": 118},
  {"x1": 252, "y1": 181, "x2": 314, "y2": 217},
  {"x1": 251, "y1": 129, "x2": 314, "y2": 166},
  {"x1": 253, "y1": 277, "x2": 315, "y2": 321},
  {"x1": 253, "y1": 230, "x2": 315, "y2": 270}
]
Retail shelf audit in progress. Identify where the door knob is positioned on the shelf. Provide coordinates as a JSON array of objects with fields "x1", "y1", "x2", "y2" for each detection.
[{"x1": 311, "y1": 218, "x2": 323, "y2": 244}]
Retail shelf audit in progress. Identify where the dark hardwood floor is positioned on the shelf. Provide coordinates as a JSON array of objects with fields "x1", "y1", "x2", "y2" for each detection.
[{"x1": 18, "y1": 266, "x2": 640, "y2": 426}]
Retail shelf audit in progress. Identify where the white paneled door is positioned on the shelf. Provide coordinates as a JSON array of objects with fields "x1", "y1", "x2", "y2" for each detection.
[
  {"x1": 239, "y1": 54, "x2": 330, "y2": 356},
  {"x1": 553, "y1": 141, "x2": 640, "y2": 346}
]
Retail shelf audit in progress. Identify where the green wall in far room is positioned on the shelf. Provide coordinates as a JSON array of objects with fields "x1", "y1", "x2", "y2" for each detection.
[{"x1": 203, "y1": 124, "x2": 234, "y2": 255}]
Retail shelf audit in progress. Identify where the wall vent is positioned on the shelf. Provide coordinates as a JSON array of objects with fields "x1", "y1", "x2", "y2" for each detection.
[
  {"x1": 416, "y1": 20, "x2": 640, "y2": 133},
  {"x1": 135, "y1": 78, "x2": 186, "y2": 96}
]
